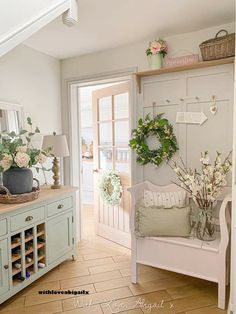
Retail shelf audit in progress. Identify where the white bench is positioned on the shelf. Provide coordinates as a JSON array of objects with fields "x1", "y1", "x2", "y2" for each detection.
[{"x1": 128, "y1": 181, "x2": 231, "y2": 310}]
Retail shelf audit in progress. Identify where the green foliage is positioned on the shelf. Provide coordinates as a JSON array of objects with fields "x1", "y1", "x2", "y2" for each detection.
[
  {"x1": 129, "y1": 114, "x2": 178, "y2": 167},
  {"x1": 0, "y1": 116, "x2": 51, "y2": 172}
]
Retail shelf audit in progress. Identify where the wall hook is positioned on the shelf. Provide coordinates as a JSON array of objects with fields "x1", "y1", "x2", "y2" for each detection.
[
  {"x1": 210, "y1": 95, "x2": 217, "y2": 115},
  {"x1": 152, "y1": 102, "x2": 156, "y2": 117}
]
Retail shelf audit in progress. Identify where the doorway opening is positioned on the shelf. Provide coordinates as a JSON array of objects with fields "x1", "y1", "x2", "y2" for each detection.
[{"x1": 78, "y1": 79, "x2": 132, "y2": 248}]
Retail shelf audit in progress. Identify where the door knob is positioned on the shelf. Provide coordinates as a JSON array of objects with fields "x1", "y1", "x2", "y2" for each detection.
[
  {"x1": 4, "y1": 265, "x2": 9, "y2": 270},
  {"x1": 93, "y1": 169, "x2": 99, "y2": 173}
]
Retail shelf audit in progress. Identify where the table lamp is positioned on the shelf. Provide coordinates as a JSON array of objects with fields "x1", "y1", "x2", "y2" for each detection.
[{"x1": 42, "y1": 132, "x2": 69, "y2": 189}]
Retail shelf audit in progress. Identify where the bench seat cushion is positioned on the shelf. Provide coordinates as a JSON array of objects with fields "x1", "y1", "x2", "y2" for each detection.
[{"x1": 135, "y1": 205, "x2": 191, "y2": 237}]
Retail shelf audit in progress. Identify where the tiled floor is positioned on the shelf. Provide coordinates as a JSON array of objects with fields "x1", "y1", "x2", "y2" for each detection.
[{"x1": 0, "y1": 205, "x2": 228, "y2": 314}]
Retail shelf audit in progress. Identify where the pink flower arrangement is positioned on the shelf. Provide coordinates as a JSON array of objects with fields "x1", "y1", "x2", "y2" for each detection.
[
  {"x1": 0, "y1": 117, "x2": 51, "y2": 173},
  {"x1": 146, "y1": 39, "x2": 168, "y2": 57},
  {"x1": 15, "y1": 152, "x2": 30, "y2": 168},
  {"x1": 0, "y1": 153, "x2": 13, "y2": 171}
]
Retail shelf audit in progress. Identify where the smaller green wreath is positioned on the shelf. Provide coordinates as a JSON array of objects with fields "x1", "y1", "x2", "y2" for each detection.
[
  {"x1": 129, "y1": 114, "x2": 178, "y2": 167},
  {"x1": 99, "y1": 170, "x2": 123, "y2": 205}
]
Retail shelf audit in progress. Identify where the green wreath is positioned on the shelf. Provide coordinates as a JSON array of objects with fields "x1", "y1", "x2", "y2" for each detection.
[
  {"x1": 99, "y1": 170, "x2": 123, "y2": 205},
  {"x1": 129, "y1": 114, "x2": 178, "y2": 166}
]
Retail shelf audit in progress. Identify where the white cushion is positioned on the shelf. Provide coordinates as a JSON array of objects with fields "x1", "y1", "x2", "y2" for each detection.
[{"x1": 144, "y1": 190, "x2": 187, "y2": 208}]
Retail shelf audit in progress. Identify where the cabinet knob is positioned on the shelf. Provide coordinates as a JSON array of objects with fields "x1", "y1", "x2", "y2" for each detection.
[
  {"x1": 93, "y1": 169, "x2": 99, "y2": 173},
  {"x1": 25, "y1": 216, "x2": 33, "y2": 222},
  {"x1": 58, "y1": 204, "x2": 64, "y2": 209},
  {"x1": 4, "y1": 265, "x2": 8, "y2": 270}
]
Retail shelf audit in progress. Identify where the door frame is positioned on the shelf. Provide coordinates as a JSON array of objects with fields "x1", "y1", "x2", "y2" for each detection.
[{"x1": 64, "y1": 68, "x2": 138, "y2": 240}]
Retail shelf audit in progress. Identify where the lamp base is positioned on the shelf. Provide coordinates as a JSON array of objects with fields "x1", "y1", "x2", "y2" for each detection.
[
  {"x1": 51, "y1": 157, "x2": 61, "y2": 189},
  {"x1": 51, "y1": 184, "x2": 61, "y2": 189}
]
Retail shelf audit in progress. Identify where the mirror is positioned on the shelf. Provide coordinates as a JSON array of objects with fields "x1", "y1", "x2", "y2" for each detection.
[
  {"x1": 0, "y1": 102, "x2": 24, "y2": 185},
  {"x1": 0, "y1": 102, "x2": 24, "y2": 133}
]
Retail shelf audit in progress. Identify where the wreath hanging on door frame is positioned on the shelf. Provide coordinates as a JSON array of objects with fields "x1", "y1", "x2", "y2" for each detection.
[
  {"x1": 99, "y1": 170, "x2": 123, "y2": 205},
  {"x1": 129, "y1": 114, "x2": 178, "y2": 167}
]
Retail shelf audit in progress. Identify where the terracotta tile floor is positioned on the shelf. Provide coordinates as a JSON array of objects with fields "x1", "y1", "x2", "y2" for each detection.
[{"x1": 0, "y1": 205, "x2": 228, "y2": 313}]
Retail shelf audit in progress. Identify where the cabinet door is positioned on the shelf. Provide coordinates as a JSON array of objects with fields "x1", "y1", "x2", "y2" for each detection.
[
  {"x1": 0, "y1": 239, "x2": 9, "y2": 296},
  {"x1": 47, "y1": 212, "x2": 73, "y2": 264}
]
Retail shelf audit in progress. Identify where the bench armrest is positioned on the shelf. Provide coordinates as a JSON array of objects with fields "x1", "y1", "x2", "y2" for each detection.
[{"x1": 219, "y1": 194, "x2": 232, "y2": 254}]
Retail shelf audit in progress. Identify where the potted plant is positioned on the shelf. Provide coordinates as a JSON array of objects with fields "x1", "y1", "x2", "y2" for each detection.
[
  {"x1": 170, "y1": 151, "x2": 232, "y2": 241},
  {"x1": 0, "y1": 117, "x2": 51, "y2": 194},
  {"x1": 146, "y1": 38, "x2": 168, "y2": 69}
]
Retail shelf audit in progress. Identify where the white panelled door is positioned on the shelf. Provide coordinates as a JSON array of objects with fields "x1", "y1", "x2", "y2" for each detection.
[{"x1": 92, "y1": 82, "x2": 131, "y2": 248}]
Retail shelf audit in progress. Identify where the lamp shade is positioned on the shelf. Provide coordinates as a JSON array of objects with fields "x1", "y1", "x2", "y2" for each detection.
[{"x1": 42, "y1": 134, "x2": 69, "y2": 157}]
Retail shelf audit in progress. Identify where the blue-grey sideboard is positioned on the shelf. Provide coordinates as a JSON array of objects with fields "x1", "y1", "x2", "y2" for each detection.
[{"x1": 0, "y1": 186, "x2": 77, "y2": 304}]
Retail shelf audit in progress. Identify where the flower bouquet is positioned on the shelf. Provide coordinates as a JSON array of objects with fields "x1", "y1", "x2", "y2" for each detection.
[
  {"x1": 0, "y1": 117, "x2": 51, "y2": 194},
  {"x1": 146, "y1": 39, "x2": 168, "y2": 69},
  {"x1": 170, "y1": 151, "x2": 232, "y2": 240}
]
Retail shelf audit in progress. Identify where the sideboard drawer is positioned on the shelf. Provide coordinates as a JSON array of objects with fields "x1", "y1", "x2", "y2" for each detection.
[
  {"x1": 0, "y1": 219, "x2": 7, "y2": 237},
  {"x1": 10, "y1": 206, "x2": 45, "y2": 232},
  {"x1": 47, "y1": 197, "x2": 73, "y2": 217}
]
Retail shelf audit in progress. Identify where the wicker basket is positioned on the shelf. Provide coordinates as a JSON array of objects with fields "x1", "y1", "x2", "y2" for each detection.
[
  {"x1": 199, "y1": 29, "x2": 235, "y2": 61},
  {"x1": 0, "y1": 178, "x2": 40, "y2": 204}
]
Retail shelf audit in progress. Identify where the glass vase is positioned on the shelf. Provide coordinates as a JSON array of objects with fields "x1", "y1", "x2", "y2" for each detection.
[{"x1": 196, "y1": 207, "x2": 215, "y2": 241}]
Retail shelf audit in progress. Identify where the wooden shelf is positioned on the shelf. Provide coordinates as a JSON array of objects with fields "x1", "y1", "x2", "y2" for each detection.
[
  {"x1": 12, "y1": 254, "x2": 21, "y2": 262},
  {"x1": 136, "y1": 57, "x2": 234, "y2": 93},
  {"x1": 37, "y1": 243, "x2": 45, "y2": 249},
  {"x1": 12, "y1": 267, "x2": 21, "y2": 276},
  {"x1": 25, "y1": 235, "x2": 33, "y2": 243},
  {"x1": 25, "y1": 248, "x2": 34, "y2": 256},
  {"x1": 26, "y1": 261, "x2": 34, "y2": 268},
  {"x1": 11, "y1": 241, "x2": 21, "y2": 249},
  {"x1": 37, "y1": 231, "x2": 45, "y2": 237},
  {"x1": 38, "y1": 255, "x2": 45, "y2": 262}
]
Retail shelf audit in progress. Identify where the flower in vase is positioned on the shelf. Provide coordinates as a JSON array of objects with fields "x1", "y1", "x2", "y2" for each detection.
[
  {"x1": 15, "y1": 152, "x2": 30, "y2": 168},
  {"x1": 169, "y1": 151, "x2": 232, "y2": 209},
  {"x1": 150, "y1": 41, "x2": 162, "y2": 54},
  {"x1": 16, "y1": 145, "x2": 27, "y2": 153},
  {"x1": 146, "y1": 38, "x2": 168, "y2": 58},
  {"x1": 35, "y1": 152, "x2": 47, "y2": 164},
  {"x1": 0, "y1": 153, "x2": 13, "y2": 171}
]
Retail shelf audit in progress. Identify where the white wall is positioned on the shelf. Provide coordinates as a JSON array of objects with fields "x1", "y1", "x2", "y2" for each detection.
[
  {"x1": 0, "y1": 44, "x2": 61, "y2": 134},
  {"x1": 61, "y1": 21, "x2": 235, "y2": 185},
  {"x1": 61, "y1": 22, "x2": 235, "y2": 78},
  {"x1": 0, "y1": 44, "x2": 62, "y2": 184}
]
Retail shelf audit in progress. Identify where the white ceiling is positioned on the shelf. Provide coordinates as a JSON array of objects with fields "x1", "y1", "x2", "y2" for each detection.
[{"x1": 24, "y1": 0, "x2": 235, "y2": 60}]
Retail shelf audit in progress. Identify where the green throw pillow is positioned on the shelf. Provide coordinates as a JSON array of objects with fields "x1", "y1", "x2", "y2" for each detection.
[{"x1": 135, "y1": 205, "x2": 191, "y2": 238}]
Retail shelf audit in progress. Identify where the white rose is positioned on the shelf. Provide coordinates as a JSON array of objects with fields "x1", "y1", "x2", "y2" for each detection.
[
  {"x1": 35, "y1": 153, "x2": 47, "y2": 164},
  {"x1": 0, "y1": 153, "x2": 13, "y2": 171},
  {"x1": 14, "y1": 152, "x2": 30, "y2": 168},
  {"x1": 16, "y1": 145, "x2": 27, "y2": 153}
]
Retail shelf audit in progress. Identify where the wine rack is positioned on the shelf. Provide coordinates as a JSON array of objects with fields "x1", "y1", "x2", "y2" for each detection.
[
  {"x1": 0, "y1": 186, "x2": 76, "y2": 305},
  {"x1": 11, "y1": 223, "x2": 46, "y2": 286}
]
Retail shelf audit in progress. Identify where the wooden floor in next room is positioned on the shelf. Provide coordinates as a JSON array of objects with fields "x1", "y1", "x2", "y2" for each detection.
[{"x1": 0, "y1": 205, "x2": 228, "y2": 314}]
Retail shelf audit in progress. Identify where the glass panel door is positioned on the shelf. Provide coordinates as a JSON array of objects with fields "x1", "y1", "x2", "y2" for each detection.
[
  {"x1": 92, "y1": 82, "x2": 131, "y2": 247},
  {"x1": 95, "y1": 87, "x2": 130, "y2": 175}
]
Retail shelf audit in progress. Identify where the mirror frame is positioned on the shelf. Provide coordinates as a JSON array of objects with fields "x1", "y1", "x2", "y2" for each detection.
[{"x1": 0, "y1": 101, "x2": 25, "y2": 130}]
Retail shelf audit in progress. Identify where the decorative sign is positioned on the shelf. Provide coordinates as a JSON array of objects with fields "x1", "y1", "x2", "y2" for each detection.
[{"x1": 176, "y1": 112, "x2": 207, "y2": 125}]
